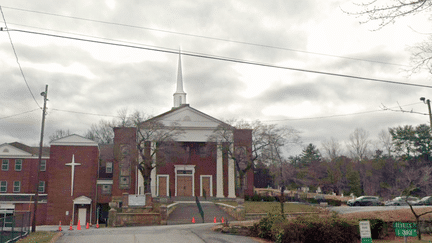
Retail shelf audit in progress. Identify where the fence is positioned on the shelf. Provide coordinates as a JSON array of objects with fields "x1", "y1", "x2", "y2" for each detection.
[{"x1": 0, "y1": 212, "x2": 31, "y2": 243}]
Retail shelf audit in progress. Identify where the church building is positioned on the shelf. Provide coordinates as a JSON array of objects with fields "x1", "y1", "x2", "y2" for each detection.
[{"x1": 0, "y1": 54, "x2": 253, "y2": 225}]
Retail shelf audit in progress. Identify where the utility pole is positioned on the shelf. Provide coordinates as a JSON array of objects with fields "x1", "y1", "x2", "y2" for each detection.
[
  {"x1": 420, "y1": 97, "x2": 432, "y2": 130},
  {"x1": 32, "y1": 85, "x2": 48, "y2": 232}
]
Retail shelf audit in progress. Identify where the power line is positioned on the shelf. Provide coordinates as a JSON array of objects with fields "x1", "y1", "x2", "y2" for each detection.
[
  {"x1": 1, "y1": 5, "x2": 411, "y2": 68},
  {"x1": 262, "y1": 102, "x2": 427, "y2": 122},
  {"x1": 0, "y1": 7, "x2": 41, "y2": 109},
  {"x1": 0, "y1": 109, "x2": 40, "y2": 120},
  {"x1": 51, "y1": 108, "x2": 118, "y2": 118},
  {"x1": 4, "y1": 27, "x2": 432, "y2": 89}
]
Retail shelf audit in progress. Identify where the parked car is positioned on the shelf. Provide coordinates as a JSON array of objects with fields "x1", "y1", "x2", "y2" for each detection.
[
  {"x1": 413, "y1": 196, "x2": 432, "y2": 206},
  {"x1": 347, "y1": 196, "x2": 382, "y2": 206},
  {"x1": 384, "y1": 196, "x2": 419, "y2": 206}
]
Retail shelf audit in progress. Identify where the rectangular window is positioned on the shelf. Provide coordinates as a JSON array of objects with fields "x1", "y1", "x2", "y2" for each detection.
[
  {"x1": 2, "y1": 160, "x2": 9, "y2": 171},
  {"x1": 38, "y1": 181, "x2": 45, "y2": 193},
  {"x1": 0, "y1": 181, "x2": 7, "y2": 192},
  {"x1": 101, "y1": 185, "x2": 112, "y2": 195},
  {"x1": 40, "y1": 160, "x2": 46, "y2": 171},
  {"x1": 15, "y1": 159, "x2": 22, "y2": 171},
  {"x1": 106, "y1": 162, "x2": 113, "y2": 173},
  {"x1": 13, "y1": 181, "x2": 20, "y2": 192}
]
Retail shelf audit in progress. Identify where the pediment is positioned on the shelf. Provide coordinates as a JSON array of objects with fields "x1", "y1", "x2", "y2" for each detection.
[
  {"x1": 155, "y1": 105, "x2": 227, "y2": 129},
  {"x1": 50, "y1": 134, "x2": 98, "y2": 146},
  {"x1": 73, "y1": 195, "x2": 92, "y2": 204},
  {"x1": 0, "y1": 143, "x2": 34, "y2": 158}
]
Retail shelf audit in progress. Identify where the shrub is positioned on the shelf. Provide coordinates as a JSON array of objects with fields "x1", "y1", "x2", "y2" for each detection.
[
  {"x1": 250, "y1": 214, "x2": 286, "y2": 241},
  {"x1": 251, "y1": 214, "x2": 359, "y2": 243},
  {"x1": 281, "y1": 215, "x2": 359, "y2": 243}
]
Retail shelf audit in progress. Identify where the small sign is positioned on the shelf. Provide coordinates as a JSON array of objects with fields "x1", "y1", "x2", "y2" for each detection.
[
  {"x1": 393, "y1": 222, "x2": 417, "y2": 237},
  {"x1": 128, "y1": 194, "x2": 146, "y2": 206},
  {"x1": 359, "y1": 220, "x2": 372, "y2": 243}
]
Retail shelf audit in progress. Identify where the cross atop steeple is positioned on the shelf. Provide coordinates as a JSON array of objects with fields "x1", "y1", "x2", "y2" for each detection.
[{"x1": 173, "y1": 51, "x2": 187, "y2": 108}]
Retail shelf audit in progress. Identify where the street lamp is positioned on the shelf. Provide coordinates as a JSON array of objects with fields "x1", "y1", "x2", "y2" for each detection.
[{"x1": 420, "y1": 97, "x2": 432, "y2": 130}]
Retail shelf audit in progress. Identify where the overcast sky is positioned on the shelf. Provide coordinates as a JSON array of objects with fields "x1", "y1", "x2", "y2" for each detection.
[{"x1": 1, "y1": 0, "x2": 431, "y2": 157}]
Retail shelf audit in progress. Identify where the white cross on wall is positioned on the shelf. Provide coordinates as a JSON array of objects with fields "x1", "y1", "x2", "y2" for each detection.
[{"x1": 65, "y1": 154, "x2": 81, "y2": 197}]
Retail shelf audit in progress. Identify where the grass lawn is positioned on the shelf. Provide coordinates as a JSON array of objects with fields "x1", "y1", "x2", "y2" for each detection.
[
  {"x1": 16, "y1": 231, "x2": 59, "y2": 243},
  {"x1": 374, "y1": 235, "x2": 432, "y2": 242},
  {"x1": 244, "y1": 201, "x2": 319, "y2": 214}
]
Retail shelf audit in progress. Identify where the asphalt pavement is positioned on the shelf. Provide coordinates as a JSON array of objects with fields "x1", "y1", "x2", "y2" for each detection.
[{"x1": 167, "y1": 201, "x2": 236, "y2": 225}]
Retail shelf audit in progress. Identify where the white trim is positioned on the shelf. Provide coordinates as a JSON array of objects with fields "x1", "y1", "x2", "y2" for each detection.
[
  {"x1": 73, "y1": 196, "x2": 92, "y2": 205},
  {"x1": 174, "y1": 165, "x2": 195, "y2": 197},
  {"x1": 228, "y1": 145, "x2": 236, "y2": 198},
  {"x1": 156, "y1": 174, "x2": 169, "y2": 197},
  {"x1": 96, "y1": 180, "x2": 113, "y2": 185},
  {"x1": 216, "y1": 143, "x2": 224, "y2": 198},
  {"x1": 200, "y1": 175, "x2": 212, "y2": 197},
  {"x1": 150, "y1": 142, "x2": 157, "y2": 197}
]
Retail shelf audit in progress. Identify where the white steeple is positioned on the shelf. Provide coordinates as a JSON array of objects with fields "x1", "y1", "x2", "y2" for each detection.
[{"x1": 173, "y1": 52, "x2": 187, "y2": 108}]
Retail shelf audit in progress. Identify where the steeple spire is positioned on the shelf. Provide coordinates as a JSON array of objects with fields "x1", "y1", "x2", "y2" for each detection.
[{"x1": 173, "y1": 51, "x2": 187, "y2": 108}]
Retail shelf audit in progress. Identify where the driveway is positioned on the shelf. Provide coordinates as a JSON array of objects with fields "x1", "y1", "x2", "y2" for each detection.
[
  {"x1": 53, "y1": 223, "x2": 258, "y2": 243},
  {"x1": 167, "y1": 202, "x2": 236, "y2": 225}
]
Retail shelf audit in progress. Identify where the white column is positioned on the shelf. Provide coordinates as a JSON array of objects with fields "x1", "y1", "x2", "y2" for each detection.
[
  {"x1": 228, "y1": 144, "x2": 236, "y2": 198},
  {"x1": 137, "y1": 149, "x2": 144, "y2": 195},
  {"x1": 150, "y1": 142, "x2": 157, "y2": 197},
  {"x1": 216, "y1": 142, "x2": 224, "y2": 198}
]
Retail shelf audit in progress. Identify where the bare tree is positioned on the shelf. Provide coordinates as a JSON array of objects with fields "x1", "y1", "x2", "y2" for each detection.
[
  {"x1": 133, "y1": 112, "x2": 185, "y2": 194},
  {"x1": 378, "y1": 129, "x2": 393, "y2": 156},
  {"x1": 84, "y1": 119, "x2": 115, "y2": 144},
  {"x1": 321, "y1": 137, "x2": 342, "y2": 160},
  {"x1": 343, "y1": 0, "x2": 432, "y2": 29},
  {"x1": 346, "y1": 128, "x2": 371, "y2": 161},
  {"x1": 209, "y1": 120, "x2": 301, "y2": 198},
  {"x1": 49, "y1": 129, "x2": 72, "y2": 142},
  {"x1": 344, "y1": 0, "x2": 432, "y2": 74}
]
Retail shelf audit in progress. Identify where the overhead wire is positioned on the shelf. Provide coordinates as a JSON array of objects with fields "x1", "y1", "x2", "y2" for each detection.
[
  {"x1": 1, "y1": 5, "x2": 411, "y2": 68},
  {"x1": 0, "y1": 6, "x2": 41, "y2": 109},
  {"x1": 0, "y1": 109, "x2": 40, "y2": 120},
  {"x1": 3, "y1": 28, "x2": 432, "y2": 89}
]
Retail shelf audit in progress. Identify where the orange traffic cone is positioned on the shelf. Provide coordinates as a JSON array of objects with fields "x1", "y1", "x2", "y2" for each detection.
[
  {"x1": 96, "y1": 223, "x2": 99, "y2": 229},
  {"x1": 86, "y1": 222, "x2": 89, "y2": 229},
  {"x1": 213, "y1": 217, "x2": 217, "y2": 223},
  {"x1": 69, "y1": 220, "x2": 73, "y2": 230},
  {"x1": 77, "y1": 220, "x2": 81, "y2": 230},
  {"x1": 221, "y1": 217, "x2": 225, "y2": 223},
  {"x1": 192, "y1": 217, "x2": 195, "y2": 224},
  {"x1": 58, "y1": 221, "x2": 62, "y2": 231}
]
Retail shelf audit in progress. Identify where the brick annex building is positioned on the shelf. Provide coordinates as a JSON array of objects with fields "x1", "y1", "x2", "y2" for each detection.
[{"x1": 0, "y1": 55, "x2": 253, "y2": 226}]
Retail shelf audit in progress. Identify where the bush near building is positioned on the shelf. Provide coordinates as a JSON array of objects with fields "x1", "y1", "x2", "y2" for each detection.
[{"x1": 250, "y1": 214, "x2": 359, "y2": 243}]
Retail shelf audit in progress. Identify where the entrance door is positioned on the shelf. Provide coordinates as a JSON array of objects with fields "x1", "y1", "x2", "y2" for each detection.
[
  {"x1": 177, "y1": 176, "x2": 192, "y2": 196},
  {"x1": 78, "y1": 208, "x2": 86, "y2": 225},
  {"x1": 202, "y1": 177, "x2": 210, "y2": 197},
  {"x1": 158, "y1": 176, "x2": 167, "y2": 197}
]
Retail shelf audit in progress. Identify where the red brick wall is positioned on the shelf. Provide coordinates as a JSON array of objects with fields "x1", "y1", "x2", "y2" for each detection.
[
  {"x1": 113, "y1": 127, "x2": 137, "y2": 197},
  {"x1": 0, "y1": 158, "x2": 48, "y2": 193},
  {"x1": 15, "y1": 202, "x2": 47, "y2": 225},
  {"x1": 234, "y1": 129, "x2": 254, "y2": 196},
  {"x1": 97, "y1": 184, "x2": 112, "y2": 204},
  {"x1": 46, "y1": 145, "x2": 99, "y2": 225},
  {"x1": 157, "y1": 142, "x2": 217, "y2": 197}
]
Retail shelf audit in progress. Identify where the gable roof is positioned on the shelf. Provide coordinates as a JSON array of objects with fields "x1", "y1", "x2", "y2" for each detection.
[
  {"x1": 0, "y1": 142, "x2": 50, "y2": 158},
  {"x1": 50, "y1": 134, "x2": 98, "y2": 147},
  {"x1": 145, "y1": 104, "x2": 231, "y2": 129},
  {"x1": 141, "y1": 105, "x2": 233, "y2": 142}
]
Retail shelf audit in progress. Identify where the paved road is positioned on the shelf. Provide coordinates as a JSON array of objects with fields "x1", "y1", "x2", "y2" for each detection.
[
  {"x1": 53, "y1": 223, "x2": 259, "y2": 243},
  {"x1": 167, "y1": 202, "x2": 235, "y2": 225},
  {"x1": 330, "y1": 205, "x2": 432, "y2": 214}
]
